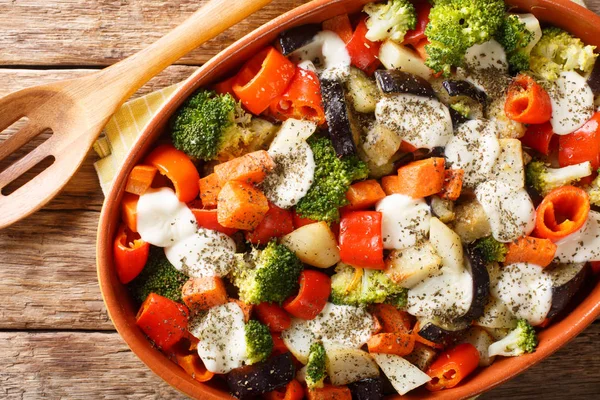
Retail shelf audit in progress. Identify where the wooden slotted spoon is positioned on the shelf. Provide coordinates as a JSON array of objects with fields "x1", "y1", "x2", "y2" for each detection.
[{"x1": 0, "y1": 0, "x2": 273, "y2": 229}]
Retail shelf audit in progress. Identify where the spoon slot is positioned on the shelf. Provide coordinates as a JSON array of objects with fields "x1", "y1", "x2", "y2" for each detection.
[
  {"x1": 1, "y1": 155, "x2": 55, "y2": 196},
  {"x1": 0, "y1": 127, "x2": 53, "y2": 174}
]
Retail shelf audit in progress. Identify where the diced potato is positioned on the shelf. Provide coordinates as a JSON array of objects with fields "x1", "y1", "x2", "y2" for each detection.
[
  {"x1": 347, "y1": 67, "x2": 380, "y2": 113},
  {"x1": 403, "y1": 343, "x2": 438, "y2": 371},
  {"x1": 430, "y1": 195, "x2": 455, "y2": 223},
  {"x1": 379, "y1": 40, "x2": 432, "y2": 79},
  {"x1": 429, "y1": 217, "x2": 464, "y2": 273},
  {"x1": 385, "y1": 241, "x2": 442, "y2": 288},
  {"x1": 452, "y1": 199, "x2": 492, "y2": 244},
  {"x1": 361, "y1": 122, "x2": 402, "y2": 167},
  {"x1": 280, "y1": 222, "x2": 341, "y2": 268},
  {"x1": 462, "y1": 326, "x2": 496, "y2": 367},
  {"x1": 372, "y1": 353, "x2": 431, "y2": 395},
  {"x1": 491, "y1": 139, "x2": 525, "y2": 189},
  {"x1": 487, "y1": 97, "x2": 526, "y2": 139},
  {"x1": 326, "y1": 348, "x2": 380, "y2": 386},
  {"x1": 281, "y1": 319, "x2": 315, "y2": 364},
  {"x1": 475, "y1": 296, "x2": 518, "y2": 330}
]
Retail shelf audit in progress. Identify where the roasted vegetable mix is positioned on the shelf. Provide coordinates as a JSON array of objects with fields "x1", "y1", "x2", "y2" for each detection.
[{"x1": 112, "y1": 0, "x2": 600, "y2": 397}]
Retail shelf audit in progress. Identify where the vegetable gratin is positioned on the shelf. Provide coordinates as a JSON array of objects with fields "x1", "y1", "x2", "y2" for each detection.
[{"x1": 111, "y1": 0, "x2": 600, "y2": 398}]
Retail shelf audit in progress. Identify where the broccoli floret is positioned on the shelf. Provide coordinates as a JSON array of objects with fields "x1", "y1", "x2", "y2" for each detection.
[
  {"x1": 363, "y1": 0, "x2": 417, "y2": 43},
  {"x1": 128, "y1": 247, "x2": 188, "y2": 304},
  {"x1": 424, "y1": 0, "x2": 505, "y2": 76},
  {"x1": 232, "y1": 241, "x2": 303, "y2": 305},
  {"x1": 473, "y1": 236, "x2": 507, "y2": 263},
  {"x1": 170, "y1": 90, "x2": 251, "y2": 161},
  {"x1": 496, "y1": 14, "x2": 535, "y2": 73},
  {"x1": 244, "y1": 320, "x2": 274, "y2": 364},
  {"x1": 330, "y1": 264, "x2": 407, "y2": 306},
  {"x1": 530, "y1": 27, "x2": 598, "y2": 81},
  {"x1": 306, "y1": 341, "x2": 327, "y2": 389},
  {"x1": 295, "y1": 137, "x2": 368, "y2": 223},
  {"x1": 488, "y1": 319, "x2": 538, "y2": 357},
  {"x1": 526, "y1": 160, "x2": 592, "y2": 195}
]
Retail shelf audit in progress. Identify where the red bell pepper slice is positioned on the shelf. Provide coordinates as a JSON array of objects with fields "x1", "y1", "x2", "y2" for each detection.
[
  {"x1": 346, "y1": 18, "x2": 381, "y2": 76},
  {"x1": 533, "y1": 185, "x2": 590, "y2": 242},
  {"x1": 521, "y1": 122, "x2": 555, "y2": 155},
  {"x1": 271, "y1": 333, "x2": 290, "y2": 356},
  {"x1": 559, "y1": 112, "x2": 600, "y2": 169},
  {"x1": 403, "y1": 1, "x2": 432, "y2": 46},
  {"x1": 145, "y1": 144, "x2": 200, "y2": 203},
  {"x1": 245, "y1": 203, "x2": 295, "y2": 244},
  {"x1": 233, "y1": 47, "x2": 296, "y2": 115},
  {"x1": 504, "y1": 74, "x2": 552, "y2": 124},
  {"x1": 426, "y1": 343, "x2": 480, "y2": 391},
  {"x1": 292, "y1": 210, "x2": 317, "y2": 229},
  {"x1": 113, "y1": 224, "x2": 149, "y2": 284},
  {"x1": 213, "y1": 75, "x2": 238, "y2": 98},
  {"x1": 283, "y1": 270, "x2": 331, "y2": 320},
  {"x1": 255, "y1": 302, "x2": 292, "y2": 332},
  {"x1": 269, "y1": 67, "x2": 326, "y2": 125},
  {"x1": 322, "y1": 14, "x2": 353, "y2": 43},
  {"x1": 190, "y1": 208, "x2": 238, "y2": 236},
  {"x1": 339, "y1": 211, "x2": 385, "y2": 269},
  {"x1": 136, "y1": 293, "x2": 189, "y2": 351}
]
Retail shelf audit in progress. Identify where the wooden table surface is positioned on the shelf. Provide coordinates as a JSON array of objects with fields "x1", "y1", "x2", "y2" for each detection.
[{"x1": 1, "y1": 1, "x2": 600, "y2": 398}]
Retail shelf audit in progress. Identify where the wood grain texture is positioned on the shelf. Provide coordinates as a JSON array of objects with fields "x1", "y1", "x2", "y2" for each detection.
[
  {"x1": 0, "y1": 326, "x2": 598, "y2": 399},
  {"x1": 0, "y1": 0, "x2": 309, "y2": 67}
]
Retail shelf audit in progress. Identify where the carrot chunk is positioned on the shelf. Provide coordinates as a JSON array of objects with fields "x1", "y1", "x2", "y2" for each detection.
[
  {"x1": 125, "y1": 165, "x2": 157, "y2": 195},
  {"x1": 440, "y1": 169, "x2": 464, "y2": 201},
  {"x1": 217, "y1": 181, "x2": 269, "y2": 230},
  {"x1": 181, "y1": 276, "x2": 229, "y2": 313},
  {"x1": 345, "y1": 179, "x2": 386, "y2": 210},
  {"x1": 214, "y1": 150, "x2": 275, "y2": 184},
  {"x1": 367, "y1": 332, "x2": 415, "y2": 356},
  {"x1": 369, "y1": 304, "x2": 413, "y2": 333},
  {"x1": 199, "y1": 173, "x2": 223, "y2": 208},
  {"x1": 396, "y1": 158, "x2": 445, "y2": 198},
  {"x1": 381, "y1": 175, "x2": 403, "y2": 195},
  {"x1": 121, "y1": 192, "x2": 139, "y2": 232},
  {"x1": 504, "y1": 236, "x2": 557, "y2": 267}
]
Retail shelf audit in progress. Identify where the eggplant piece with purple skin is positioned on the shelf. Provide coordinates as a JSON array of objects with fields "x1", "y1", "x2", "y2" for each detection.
[
  {"x1": 442, "y1": 80, "x2": 488, "y2": 105},
  {"x1": 226, "y1": 352, "x2": 295, "y2": 399},
  {"x1": 348, "y1": 377, "x2": 384, "y2": 400},
  {"x1": 587, "y1": 60, "x2": 600, "y2": 95},
  {"x1": 461, "y1": 246, "x2": 491, "y2": 321},
  {"x1": 374, "y1": 70, "x2": 436, "y2": 98},
  {"x1": 276, "y1": 24, "x2": 321, "y2": 56},
  {"x1": 417, "y1": 316, "x2": 470, "y2": 347},
  {"x1": 545, "y1": 262, "x2": 588, "y2": 319},
  {"x1": 320, "y1": 78, "x2": 359, "y2": 157}
]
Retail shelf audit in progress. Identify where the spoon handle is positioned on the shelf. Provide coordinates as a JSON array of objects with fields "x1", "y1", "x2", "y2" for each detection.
[{"x1": 94, "y1": 0, "x2": 273, "y2": 101}]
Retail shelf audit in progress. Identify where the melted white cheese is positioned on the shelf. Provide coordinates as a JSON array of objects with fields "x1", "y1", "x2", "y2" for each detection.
[
  {"x1": 164, "y1": 228, "x2": 236, "y2": 278},
  {"x1": 492, "y1": 262, "x2": 553, "y2": 326},
  {"x1": 407, "y1": 267, "x2": 473, "y2": 321},
  {"x1": 375, "y1": 94, "x2": 453, "y2": 150},
  {"x1": 290, "y1": 30, "x2": 351, "y2": 81},
  {"x1": 475, "y1": 180, "x2": 536, "y2": 243},
  {"x1": 190, "y1": 302, "x2": 248, "y2": 374},
  {"x1": 465, "y1": 39, "x2": 508, "y2": 72},
  {"x1": 445, "y1": 119, "x2": 501, "y2": 188},
  {"x1": 375, "y1": 194, "x2": 431, "y2": 250},
  {"x1": 136, "y1": 187, "x2": 197, "y2": 247},
  {"x1": 549, "y1": 71, "x2": 594, "y2": 135},
  {"x1": 555, "y1": 210, "x2": 600, "y2": 263},
  {"x1": 263, "y1": 119, "x2": 316, "y2": 208}
]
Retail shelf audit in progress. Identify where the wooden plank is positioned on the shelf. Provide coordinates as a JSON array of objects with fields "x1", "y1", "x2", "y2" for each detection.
[
  {"x1": 0, "y1": 326, "x2": 598, "y2": 399},
  {"x1": 0, "y1": 0, "x2": 309, "y2": 67},
  {"x1": 0, "y1": 210, "x2": 111, "y2": 330}
]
